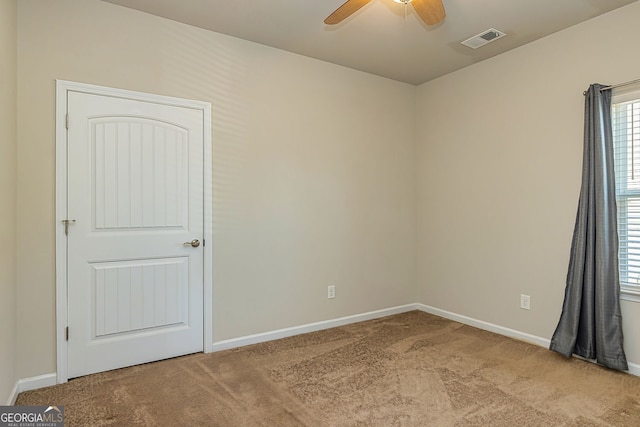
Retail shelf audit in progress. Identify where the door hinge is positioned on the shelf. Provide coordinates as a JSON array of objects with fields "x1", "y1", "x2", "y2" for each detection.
[
  {"x1": 65, "y1": 327, "x2": 69, "y2": 341},
  {"x1": 203, "y1": 239, "x2": 205, "y2": 247},
  {"x1": 62, "y1": 219, "x2": 76, "y2": 236},
  {"x1": 65, "y1": 113, "x2": 69, "y2": 130}
]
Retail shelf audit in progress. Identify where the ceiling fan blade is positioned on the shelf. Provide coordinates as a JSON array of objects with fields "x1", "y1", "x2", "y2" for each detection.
[
  {"x1": 324, "y1": 0, "x2": 373, "y2": 25},
  {"x1": 411, "y1": 0, "x2": 446, "y2": 26}
]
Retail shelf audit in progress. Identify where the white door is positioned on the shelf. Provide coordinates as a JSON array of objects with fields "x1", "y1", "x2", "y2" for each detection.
[{"x1": 66, "y1": 90, "x2": 205, "y2": 378}]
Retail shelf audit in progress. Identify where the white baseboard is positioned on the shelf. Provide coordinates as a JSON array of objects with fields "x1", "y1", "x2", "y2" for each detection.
[
  {"x1": 7, "y1": 373, "x2": 57, "y2": 405},
  {"x1": 8, "y1": 302, "x2": 638, "y2": 403},
  {"x1": 417, "y1": 304, "x2": 640, "y2": 377},
  {"x1": 6, "y1": 382, "x2": 19, "y2": 406},
  {"x1": 210, "y1": 303, "x2": 420, "y2": 352},
  {"x1": 416, "y1": 304, "x2": 551, "y2": 348}
]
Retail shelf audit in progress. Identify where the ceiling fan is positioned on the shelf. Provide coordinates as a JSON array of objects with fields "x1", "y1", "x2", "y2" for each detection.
[{"x1": 324, "y1": 0, "x2": 446, "y2": 26}]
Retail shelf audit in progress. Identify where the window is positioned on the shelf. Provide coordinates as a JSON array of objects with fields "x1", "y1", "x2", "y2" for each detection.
[{"x1": 613, "y1": 88, "x2": 640, "y2": 298}]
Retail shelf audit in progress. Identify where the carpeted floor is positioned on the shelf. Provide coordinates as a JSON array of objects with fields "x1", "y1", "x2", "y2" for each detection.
[{"x1": 17, "y1": 311, "x2": 640, "y2": 426}]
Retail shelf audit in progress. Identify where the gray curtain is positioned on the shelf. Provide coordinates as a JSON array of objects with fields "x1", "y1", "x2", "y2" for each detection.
[{"x1": 549, "y1": 84, "x2": 628, "y2": 371}]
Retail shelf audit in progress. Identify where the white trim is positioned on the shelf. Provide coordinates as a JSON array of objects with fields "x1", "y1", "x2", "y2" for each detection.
[
  {"x1": 13, "y1": 303, "x2": 640, "y2": 399},
  {"x1": 417, "y1": 304, "x2": 640, "y2": 377},
  {"x1": 55, "y1": 80, "x2": 213, "y2": 382},
  {"x1": 628, "y1": 362, "x2": 640, "y2": 376},
  {"x1": 211, "y1": 304, "x2": 419, "y2": 352},
  {"x1": 203, "y1": 104, "x2": 213, "y2": 353},
  {"x1": 621, "y1": 286, "x2": 640, "y2": 303},
  {"x1": 6, "y1": 382, "x2": 19, "y2": 406},
  {"x1": 55, "y1": 80, "x2": 211, "y2": 110},
  {"x1": 7, "y1": 374, "x2": 57, "y2": 405},
  {"x1": 416, "y1": 304, "x2": 551, "y2": 348},
  {"x1": 55, "y1": 81, "x2": 69, "y2": 384},
  {"x1": 574, "y1": 354, "x2": 640, "y2": 376},
  {"x1": 612, "y1": 85, "x2": 640, "y2": 103}
]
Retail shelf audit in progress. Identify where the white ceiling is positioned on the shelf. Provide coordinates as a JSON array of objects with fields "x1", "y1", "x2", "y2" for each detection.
[{"x1": 102, "y1": 0, "x2": 637, "y2": 85}]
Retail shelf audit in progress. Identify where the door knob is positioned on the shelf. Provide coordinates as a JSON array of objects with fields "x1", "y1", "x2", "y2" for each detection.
[{"x1": 183, "y1": 239, "x2": 200, "y2": 248}]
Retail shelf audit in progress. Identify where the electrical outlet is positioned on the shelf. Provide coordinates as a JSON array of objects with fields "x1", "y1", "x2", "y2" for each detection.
[
  {"x1": 520, "y1": 294, "x2": 531, "y2": 310},
  {"x1": 328, "y1": 285, "x2": 336, "y2": 299}
]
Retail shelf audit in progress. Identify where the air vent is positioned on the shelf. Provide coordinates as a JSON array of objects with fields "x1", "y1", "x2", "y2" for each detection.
[{"x1": 461, "y1": 28, "x2": 506, "y2": 49}]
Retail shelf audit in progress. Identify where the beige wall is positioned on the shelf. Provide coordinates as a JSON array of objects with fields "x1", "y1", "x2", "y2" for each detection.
[
  {"x1": 416, "y1": 2, "x2": 640, "y2": 366},
  {"x1": 13, "y1": 0, "x2": 640, "y2": 385},
  {"x1": 16, "y1": 0, "x2": 416, "y2": 378},
  {"x1": 0, "y1": 0, "x2": 17, "y2": 404}
]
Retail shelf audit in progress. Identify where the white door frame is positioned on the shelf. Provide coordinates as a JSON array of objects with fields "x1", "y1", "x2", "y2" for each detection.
[{"x1": 55, "y1": 80, "x2": 213, "y2": 383}]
